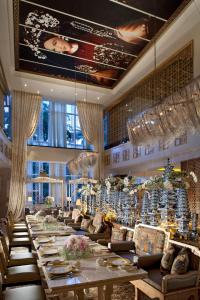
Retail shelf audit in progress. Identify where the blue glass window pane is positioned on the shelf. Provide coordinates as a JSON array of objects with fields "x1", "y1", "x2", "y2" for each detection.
[
  {"x1": 66, "y1": 104, "x2": 75, "y2": 114},
  {"x1": 75, "y1": 115, "x2": 84, "y2": 147},
  {"x1": 66, "y1": 114, "x2": 75, "y2": 147},
  {"x1": 3, "y1": 95, "x2": 12, "y2": 139},
  {"x1": 43, "y1": 162, "x2": 49, "y2": 174}
]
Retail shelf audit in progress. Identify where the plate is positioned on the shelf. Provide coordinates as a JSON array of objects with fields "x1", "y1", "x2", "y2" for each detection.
[
  {"x1": 32, "y1": 227, "x2": 43, "y2": 231},
  {"x1": 41, "y1": 248, "x2": 59, "y2": 256},
  {"x1": 108, "y1": 257, "x2": 131, "y2": 267},
  {"x1": 49, "y1": 266, "x2": 72, "y2": 275},
  {"x1": 37, "y1": 237, "x2": 51, "y2": 243}
]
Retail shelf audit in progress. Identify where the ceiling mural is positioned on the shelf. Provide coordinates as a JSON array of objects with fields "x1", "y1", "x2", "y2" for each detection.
[{"x1": 14, "y1": 0, "x2": 187, "y2": 88}]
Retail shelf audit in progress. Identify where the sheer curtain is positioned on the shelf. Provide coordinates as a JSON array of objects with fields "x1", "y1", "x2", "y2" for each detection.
[
  {"x1": 77, "y1": 101, "x2": 104, "y2": 179},
  {"x1": 49, "y1": 162, "x2": 67, "y2": 206},
  {"x1": 9, "y1": 91, "x2": 41, "y2": 220},
  {"x1": 48, "y1": 102, "x2": 66, "y2": 147}
]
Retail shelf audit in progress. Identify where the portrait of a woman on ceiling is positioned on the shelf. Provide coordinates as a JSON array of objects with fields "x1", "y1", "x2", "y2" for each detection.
[{"x1": 23, "y1": 10, "x2": 150, "y2": 86}]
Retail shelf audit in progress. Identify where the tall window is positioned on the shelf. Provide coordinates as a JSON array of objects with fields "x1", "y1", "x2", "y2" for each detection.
[
  {"x1": 28, "y1": 100, "x2": 91, "y2": 150},
  {"x1": 66, "y1": 104, "x2": 88, "y2": 149},
  {"x1": 3, "y1": 95, "x2": 12, "y2": 139},
  {"x1": 28, "y1": 101, "x2": 49, "y2": 146}
]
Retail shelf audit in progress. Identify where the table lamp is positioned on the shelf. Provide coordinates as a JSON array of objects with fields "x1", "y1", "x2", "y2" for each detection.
[
  {"x1": 76, "y1": 199, "x2": 81, "y2": 207},
  {"x1": 27, "y1": 196, "x2": 32, "y2": 202}
]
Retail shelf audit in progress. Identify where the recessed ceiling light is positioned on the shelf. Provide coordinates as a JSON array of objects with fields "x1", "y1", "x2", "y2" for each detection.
[
  {"x1": 37, "y1": 90, "x2": 40, "y2": 94},
  {"x1": 50, "y1": 88, "x2": 54, "y2": 92},
  {"x1": 24, "y1": 83, "x2": 27, "y2": 87},
  {"x1": 75, "y1": 92, "x2": 78, "y2": 96},
  {"x1": 83, "y1": 98, "x2": 86, "y2": 102},
  {"x1": 97, "y1": 96, "x2": 100, "y2": 100}
]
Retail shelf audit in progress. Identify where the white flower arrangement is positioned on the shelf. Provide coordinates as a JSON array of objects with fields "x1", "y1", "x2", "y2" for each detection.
[
  {"x1": 45, "y1": 196, "x2": 54, "y2": 207},
  {"x1": 43, "y1": 215, "x2": 57, "y2": 224},
  {"x1": 79, "y1": 184, "x2": 91, "y2": 196}
]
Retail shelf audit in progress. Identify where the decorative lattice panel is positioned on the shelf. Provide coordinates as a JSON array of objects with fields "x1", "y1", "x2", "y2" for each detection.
[
  {"x1": 181, "y1": 158, "x2": 200, "y2": 216},
  {"x1": 106, "y1": 42, "x2": 193, "y2": 148}
]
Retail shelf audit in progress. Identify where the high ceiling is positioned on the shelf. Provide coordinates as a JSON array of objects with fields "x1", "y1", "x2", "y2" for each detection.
[{"x1": 14, "y1": 0, "x2": 186, "y2": 89}]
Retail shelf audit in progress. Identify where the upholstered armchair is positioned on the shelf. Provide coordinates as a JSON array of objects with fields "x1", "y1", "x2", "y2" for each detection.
[
  {"x1": 98, "y1": 225, "x2": 135, "y2": 252},
  {"x1": 84, "y1": 213, "x2": 110, "y2": 241},
  {"x1": 133, "y1": 242, "x2": 200, "y2": 300},
  {"x1": 64, "y1": 209, "x2": 82, "y2": 227}
]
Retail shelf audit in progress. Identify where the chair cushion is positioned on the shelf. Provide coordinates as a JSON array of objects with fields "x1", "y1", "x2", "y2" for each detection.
[
  {"x1": 74, "y1": 215, "x2": 83, "y2": 224},
  {"x1": 126, "y1": 230, "x2": 134, "y2": 241},
  {"x1": 160, "y1": 245, "x2": 176, "y2": 274},
  {"x1": 171, "y1": 248, "x2": 189, "y2": 275},
  {"x1": 88, "y1": 224, "x2": 96, "y2": 234},
  {"x1": 5, "y1": 264, "x2": 40, "y2": 284},
  {"x1": 111, "y1": 228, "x2": 127, "y2": 242},
  {"x1": 3, "y1": 285, "x2": 45, "y2": 300},
  {"x1": 94, "y1": 224, "x2": 104, "y2": 234},
  {"x1": 64, "y1": 211, "x2": 72, "y2": 218},
  {"x1": 72, "y1": 209, "x2": 81, "y2": 220},
  {"x1": 9, "y1": 252, "x2": 36, "y2": 266},
  {"x1": 11, "y1": 237, "x2": 31, "y2": 246},
  {"x1": 81, "y1": 218, "x2": 91, "y2": 230},
  {"x1": 14, "y1": 222, "x2": 26, "y2": 226},
  {"x1": 13, "y1": 232, "x2": 29, "y2": 237},
  {"x1": 162, "y1": 270, "x2": 199, "y2": 293},
  {"x1": 93, "y1": 213, "x2": 104, "y2": 228}
]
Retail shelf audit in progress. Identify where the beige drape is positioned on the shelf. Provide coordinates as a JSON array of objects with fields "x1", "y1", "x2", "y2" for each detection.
[
  {"x1": 9, "y1": 91, "x2": 41, "y2": 220},
  {"x1": 77, "y1": 101, "x2": 104, "y2": 179}
]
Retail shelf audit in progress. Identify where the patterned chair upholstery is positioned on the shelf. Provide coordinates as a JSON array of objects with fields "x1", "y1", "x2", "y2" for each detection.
[
  {"x1": 98, "y1": 224, "x2": 134, "y2": 252},
  {"x1": 134, "y1": 224, "x2": 167, "y2": 256},
  {"x1": 84, "y1": 213, "x2": 109, "y2": 241},
  {"x1": 64, "y1": 209, "x2": 82, "y2": 226}
]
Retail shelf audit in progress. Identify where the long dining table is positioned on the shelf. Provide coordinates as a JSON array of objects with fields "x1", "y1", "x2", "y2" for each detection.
[{"x1": 26, "y1": 215, "x2": 147, "y2": 300}]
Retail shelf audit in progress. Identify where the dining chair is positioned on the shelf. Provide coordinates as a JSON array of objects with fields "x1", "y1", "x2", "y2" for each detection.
[
  {"x1": 7, "y1": 211, "x2": 26, "y2": 227},
  {"x1": 0, "y1": 245, "x2": 41, "y2": 286},
  {"x1": 0, "y1": 234, "x2": 36, "y2": 267},
  {"x1": 0, "y1": 220, "x2": 32, "y2": 252},
  {"x1": 0, "y1": 273, "x2": 46, "y2": 300},
  {"x1": 6, "y1": 215, "x2": 28, "y2": 235}
]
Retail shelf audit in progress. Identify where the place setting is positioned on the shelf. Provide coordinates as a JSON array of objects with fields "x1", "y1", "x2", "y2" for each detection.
[
  {"x1": 45, "y1": 260, "x2": 81, "y2": 280},
  {"x1": 39, "y1": 246, "x2": 60, "y2": 258}
]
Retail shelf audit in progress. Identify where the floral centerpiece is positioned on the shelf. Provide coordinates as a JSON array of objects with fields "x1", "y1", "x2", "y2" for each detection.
[
  {"x1": 43, "y1": 215, "x2": 57, "y2": 224},
  {"x1": 62, "y1": 235, "x2": 91, "y2": 260},
  {"x1": 104, "y1": 209, "x2": 117, "y2": 222},
  {"x1": 45, "y1": 196, "x2": 54, "y2": 208},
  {"x1": 104, "y1": 175, "x2": 136, "y2": 194}
]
